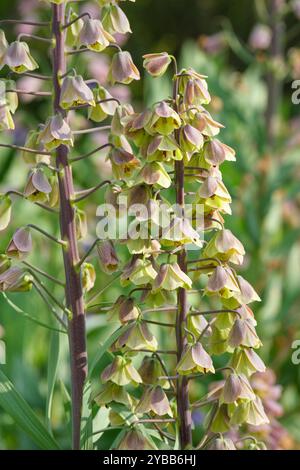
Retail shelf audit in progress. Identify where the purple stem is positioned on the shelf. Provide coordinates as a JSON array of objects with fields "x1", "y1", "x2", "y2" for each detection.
[{"x1": 52, "y1": 4, "x2": 87, "y2": 450}]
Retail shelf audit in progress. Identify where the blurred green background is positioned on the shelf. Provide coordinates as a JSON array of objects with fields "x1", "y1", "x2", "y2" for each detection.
[{"x1": 1, "y1": 0, "x2": 300, "y2": 449}]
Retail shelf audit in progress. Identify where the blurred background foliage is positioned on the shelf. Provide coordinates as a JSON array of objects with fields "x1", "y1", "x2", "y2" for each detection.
[{"x1": 1, "y1": 0, "x2": 300, "y2": 449}]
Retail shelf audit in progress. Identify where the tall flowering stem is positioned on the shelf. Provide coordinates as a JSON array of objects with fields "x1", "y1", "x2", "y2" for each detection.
[{"x1": 52, "y1": 4, "x2": 87, "y2": 451}]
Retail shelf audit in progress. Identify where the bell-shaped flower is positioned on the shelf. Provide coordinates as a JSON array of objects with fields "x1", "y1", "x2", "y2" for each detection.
[
  {"x1": 135, "y1": 386, "x2": 173, "y2": 417},
  {"x1": 143, "y1": 52, "x2": 172, "y2": 77},
  {"x1": 179, "y1": 124, "x2": 204, "y2": 155},
  {"x1": 178, "y1": 68, "x2": 211, "y2": 107},
  {"x1": 146, "y1": 101, "x2": 181, "y2": 136},
  {"x1": 47, "y1": 175, "x2": 59, "y2": 208},
  {"x1": 79, "y1": 18, "x2": 114, "y2": 52},
  {"x1": 0, "y1": 30, "x2": 8, "y2": 68},
  {"x1": 88, "y1": 85, "x2": 118, "y2": 122},
  {"x1": 118, "y1": 429, "x2": 155, "y2": 451},
  {"x1": 66, "y1": 11, "x2": 84, "y2": 48},
  {"x1": 203, "y1": 139, "x2": 236, "y2": 166},
  {"x1": 24, "y1": 169, "x2": 52, "y2": 203},
  {"x1": 162, "y1": 216, "x2": 203, "y2": 248},
  {"x1": 39, "y1": 114, "x2": 73, "y2": 150},
  {"x1": 111, "y1": 320, "x2": 158, "y2": 353},
  {"x1": 0, "y1": 195, "x2": 12, "y2": 231},
  {"x1": 153, "y1": 262, "x2": 192, "y2": 292},
  {"x1": 187, "y1": 314, "x2": 211, "y2": 338},
  {"x1": 124, "y1": 109, "x2": 152, "y2": 146},
  {"x1": 82, "y1": 262, "x2": 96, "y2": 293},
  {"x1": 198, "y1": 176, "x2": 232, "y2": 215},
  {"x1": 22, "y1": 130, "x2": 50, "y2": 165},
  {"x1": 236, "y1": 275, "x2": 261, "y2": 304},
  {"x1": 138, "y1": 356, "x2": 170, "y2": 389},
  {"x1": 0, "y1": 266, "x2": 32, "y2": 293},
  {"x1": 109, "y1": 146, "x2": 141, "y2": 179},
  {"x1": 230, "y1": 347, "x2": 266, "y2": 377},
  {"x1": 136, "y1": 161, "x2": 171, "y2": 189},
  {"x1": 108, "y1": 295, "x2": 141, "y2": 323},
  {"x1": 189, "y1": 108, "x2": 224, "y2": 138},
  {"x1": 146, "y1": 134, "x2": 182, "y2": 162},
  {"x1": 205, "y1": 266, "x2": 240, "y2": 300},
  {"x1": 121, "y1": 257, "x2": 157, "y2": 286},
  {"x1": 203, "y1": 229, "x2": 245, "y2": 265},
  {"x1": 208, "y1": 437, "x2": 236, "y2": 450},
  {"x1": 228, "y1": 318, "x2": 262, "y2": 349},
  {"x1": 3, "y1": 41, "x2": 38, "y2": 74},
  {"x1": 101, "y1": 355, "x2": 142, "y2": 386},
  {"x1": 94, "y1": 382, "x2": 133, "y2": 408},
  {"x1": 244, "y1": 396, "x2": 269, "y2": 426},
  {"x1": 220, "y1": 373, "x2": 256, "y2": 404},
  {"x1": 177, "y1": 342, "x2": 215, "y2": 375},
  {"x1": 6, "y1": 227, "x2": 32, "y2": 259},
  {"x1": 97, "y1": 240, "x2": 119, "y2": 274},
  {"x1": 109, "y1": 51, "x2": 140, "y2": 85},
  {"x1": 102, "y1": 4, "x2": 132, "y2": 34},
  {"x1": 60, "y1": 75, "x2": 95, "y2": 109}
]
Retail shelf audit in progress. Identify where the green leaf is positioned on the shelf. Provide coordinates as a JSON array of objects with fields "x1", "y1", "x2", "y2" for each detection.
[
  {"x1": 46, "y1": 331, "x2": 60, "y2": 432},
  {"x1": 2, "y1": 293, "x2": 67, "y2": 334},
  {"x1": 0, "y1": 369, "x2": 60, "y2": 449}
]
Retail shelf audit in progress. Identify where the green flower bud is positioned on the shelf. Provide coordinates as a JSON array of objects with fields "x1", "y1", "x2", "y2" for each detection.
[
  {"x1": 208, "y1": 436, "x2": 236, "y2": 450},
  {"x1": 138, "y1": 356, "x2": 170, "y2": 389},
  {"x1": 75, "y1": 209, "x2": 87, "y2": 240},
  {"x1": 82, "y1": 262, "x2": 96, "y2": 293}
]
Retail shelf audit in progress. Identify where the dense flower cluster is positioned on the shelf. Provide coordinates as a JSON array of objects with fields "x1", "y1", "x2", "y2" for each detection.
[{"x1": 0, "y1": 0, "x2": 270, "y2": 451}]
